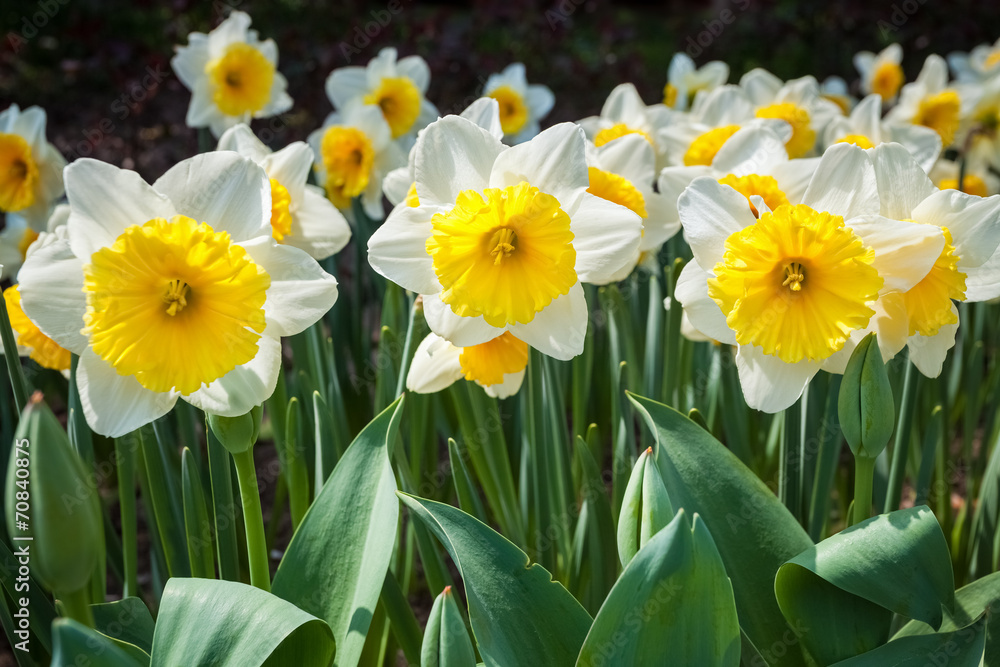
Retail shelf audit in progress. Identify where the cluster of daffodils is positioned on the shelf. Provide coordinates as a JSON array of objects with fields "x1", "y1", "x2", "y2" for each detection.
[{"x1": 4, "y1": 10, "x2": 1000, "y2": 423}]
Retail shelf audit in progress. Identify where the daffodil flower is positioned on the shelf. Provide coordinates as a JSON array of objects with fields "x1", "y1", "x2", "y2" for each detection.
[
  {"x1": 854, "y1": 44, "x2": 905, "y2": 103},
  {"x1": 218, "y1": 124, "x2": 351, "y2": 260},
  {"x1": 383, "y1": 98, "x2": 504, "y2": 208},
  {"x1": 16, "y1": 153, "x2": 338, "y2": 437},
  {"x1": 579, "y1": 83, "x2": 672, "y2": 170},
  {"x1": 663, "y1": 52, "x2": 729, "y2": 112},
  {"x1": 0, "y1": 204, "x2": 69, "y2": 280},
  {"x1": 171, "y1": 11, "x2": 293, "y2": 138},
  {"x1": 819, "y1": 76, "x2": 855, "y2": 115},
  {"x1": 308, "y1": 102, "x2": 406, "y2": 220},
  {"x1": 658, "y1": 85, "x2": 791, "y2": 167},
  {"x1": 887, "y1": 55, "x2": 963, "y2": 148},
  {"x1": 675, "y1": 143, "x2": 943, "y2": 412},
  {"x1": 584, "y1": 134, "x2": 677, "y2": 282},
  {"x1": 0, "y1": 104, "x2": 65, "y2": 227},
  {"x1": 964, "y1": 75, "x2": 1000, "y2": 172},
  {"x1": 325, "y1": 47, "x2": 438, "y2": 149},
  {"x1": 859, "y1": 143, "x2": 1000, "y2": 377},
  {"x1": 929, "y1": 157, "x2": 998, "y2": 197},
  {"x1": 739, "y1": 69, "x2": 841, "y2": 159},
  {"x1": 368, "y1": 116, "x2": 643, "y2": 360},
  {"x1": 406, "y1": 331, "x2": 527, "y2": 398},
  {"x1": 482, "y1": 63, "x2": 554, "y2": 144},
  {"x1": 947, "y1": 37, "x2": 1000, "y2": 83},
  {"x1": 821, "y1": 94, "x2": 942, "y2": 172}
]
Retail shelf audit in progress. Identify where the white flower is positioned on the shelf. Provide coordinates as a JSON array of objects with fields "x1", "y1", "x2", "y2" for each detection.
[
  {"x1": 482, "y1": 63, "x2": 554, "y2": 144},
  {"x1": 675, "y1": 143, "x2": 943, "y2": 412},
  {"x1": 17, "y1": 152, "x2": 338, "y2": 437},
  {"x1": 819, "y1": 76, "x2": 856, "y2": 115},
  {"x1": 308, "y1": 102, "x2": 406, "y2": 220},
  {"x1": 854, "y1": 44, "x2": 905, "y2": 102},
  {"x1": 964, "y1": 74, "x2": 1000, "y2": 172},
  {"x1": 0, "y1": 104, "x2": 65, "y2": 227},
  {"x1": 886, "y1": 55, "x2": 963, "y2": 148},
  {"x1": 928, "y1": 157, "x2": 999, "y2": 197},
  {"x1": 579, "y1": 83, "x2": 672, "y2": 170},
  {"x1": 218, "y1": 124, "x2": 351, "y2": 260},
  {"x1": 663, "y1": 52, "x2": 729, "y2": 112},
  {"x1": 821, "y1": 94, "x2": 942, "y2": 172},
  {"x1": 738, "y1": 69, "x2": 841, "y2": 158},
  {"x1": 171, "y1": 11, "x2": 293, "y2": 138},
  {"x1": 324, "y1": 47, "x2": 438, "y2": 149},
  {"x1": 406, "y1": 331, "x2": 526, "y2": 398},
  {"x1": 948, "y1": 38, "x2": 1000, "y2": 83},
  {"x1": 367, "y1": 116, "x2": 643, "y2": 360},
  {"x1": 0, "y1": 204, "x2": 70, "y2": 280}
]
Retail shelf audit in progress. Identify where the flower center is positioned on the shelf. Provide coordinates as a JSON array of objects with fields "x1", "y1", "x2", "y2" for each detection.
[
  {"x1": 3, "y1": 285, "x2": 71, "y2": 372},
  {"x1": 684, "y1": 125, "x2": 741, "y2": 166},
  {"x1": 937, "y1": 174, "x2": 989, "y2": 197},
  {"x1": 900, "y1": 226, "x2": 966, "y2": 337},
  {"x1": 269, "y1": 178, "x2": 293, "y2": 241},
  {"x1": 717, "y1": 173, "x2": 789, "y2": 217},
  {"x1": 755, "y1": 102, "x2": 815, "y2": 158},
  {"x1": 587, "y1": 167, "x2": 648, "y2": 218},
  {"x1": 708, "y1": 204, "x2": 883, "y2": 363},
  {"x1": 594, "y1": 123, "x2": 653, "y2": 148},
  {"x1": 206, "y1": 42, "x2": 275, "y2": 116},
  {"x1": 0, "y1": 133, "x2": 39, "y2": 213},
  {"x1": 320, "y1": 126, "x2": 375, "y2": 209},
  {"x1": 488, "y1": 85, "x2": 529, "y2": 136},
  {"x1": 82, "y1": 215, "x2": 271, "y2": 394},
  {"x1": 426, "y1": 181, "x2": 577, "y2": 328},
  {"x1": 458, "y1": 332, "x2": 529, "y2": 386},
  {"x1": 871, "y1": 61, "x2": 904, "y2": 101},
  {"x1": 365, "y1": 76, "x2": 421, "y2": 138},
  {"x1": 835, "y1": 134, "x2": 876, "y2": 149},
  {"x1": 914, "y1": 90, "x2": 961, "y2": 146}
]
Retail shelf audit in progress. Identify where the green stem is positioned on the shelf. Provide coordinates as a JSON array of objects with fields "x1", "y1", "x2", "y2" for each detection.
[
  {"x1": 58, "y1": 586, "x2": 94, "y2": 628},
  {"x1": 780, "y1": 392, "x2": 804, "y2": 524},
  {"x1": 852, "y1": 456, "x2": 876, "y2": 526},
  {"x1": 0, "y1": 292, "x2": 28, "y2": 414},
  {"x1": 232, "y1": 449, "x2": 270, "y2": 591},
  {"x1": 114, "y1": 434, "x2": 139, "y2": 598},
  {"x1": 885, "y1": 356, "x2": 917, "y2": 512}
]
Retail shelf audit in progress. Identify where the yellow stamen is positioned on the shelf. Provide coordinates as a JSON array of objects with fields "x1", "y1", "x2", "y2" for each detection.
[
  {"x1": 755, "y1": 102, "x2": 815, "y2": 158},
  {"x1": 488, "y1": 85, "x2": 529, "y2": 136},
  {"x1": 684, "y1": 125, "x2": 741, "y2": 166},
  {"x1": 320, "y1": 126, "x2": 375, "y2": 209},
  {"x1": 206, "y1": 42, "x2": 275, "y2": 116},
  {"x1": 594, "y1": 123, "x2": 653, "y2": 148},
  {"x1": 269, "y1": 178, "x2": 293, "y2": 241},
  {"x1": 587, "y1": 167, "x2": 647, "y2": 218},
  {"x1": 914, "y1": 90, "x2": 961, "y2": 146},
  {"x1": 3, "y1": 285, "x2": 71, "y2": 371},
  {"x1": 458, "y1": 332, "x2": 529, "y2": 386},
  {"x1": 365, "y1": 76, "x2": 421, "y2": 139},
  {"x1": 717, "y1": 173, "x2": 789, "y2": 217},
  {"x1": 871, "y1": 61, "x2": 904, "y2": 101},
  {"x1": 163, "y1": 278, "x2": 190, "y2": 316},
  {"x1": 427, "y1": 182, "x2": 576, "y2": 327},
  {"x1": 0, "y1": 133, "x2": 39, "y2": 212}
]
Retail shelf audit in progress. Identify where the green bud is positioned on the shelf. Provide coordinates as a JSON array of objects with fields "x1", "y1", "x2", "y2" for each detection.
[
  {"x1": 207, "y1": 404, "x2": 263, "y2": 454},
  {"x1": 838, "y1": 333, "x2": 894, "y2": 459},
  {"x1": 420, "y1": 586, "x2": 476, "y2": 667},
  {"x1": 617, "y1": 447, "x2": 674, "y2": 566},
  {"x1": 5, "y1": 393, "x2": 102, "y2": 594}
]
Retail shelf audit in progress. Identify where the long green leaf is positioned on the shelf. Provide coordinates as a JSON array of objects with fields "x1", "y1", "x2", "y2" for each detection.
[
  {"x1": 271, "y1": 396, "x2": 404, "y2": 667},
  {"x1": 830, "y1": 615, "x2": 986, "y2": 667},
  {"x1": 53, "y1": 619, "x2": 144, "y2": 667},
  {"x1": 421, "y1": 586, "x2": 477, "y2": 667},
  {"x1": 92, "y1": 597, "x2": 155, "y2": 657},
  {"x1": 399, "y1": 492, "x2": 592, "y2": 667}
]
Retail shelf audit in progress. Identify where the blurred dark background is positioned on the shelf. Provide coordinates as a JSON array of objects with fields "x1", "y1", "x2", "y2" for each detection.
[{"x1": 1, "y1": 0, "x2": 997, "y2": 182}]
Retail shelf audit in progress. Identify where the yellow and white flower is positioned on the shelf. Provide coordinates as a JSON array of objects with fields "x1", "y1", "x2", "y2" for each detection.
[
  {"x1": 308, "y1": 103, "x2": 406, "y2": 220},
  {"x1": 218, "y1": 124, "x2": 351, "y2": 260},
  {"x1": 739, "y1": 69, "x2": 841, "y2": 159},
  {"x1": 171, "y1": 11, "x2": 292, "y2": 138},
  {"x1": 947, "y1": 38, "x2": 1000, "y2": 83},
  {"x1": 854, "y1": 44, "x2": 905, "y2": 103},
  {"x1": 658, "y1": 85, "x2": 791, "y2": 167},
  {"x1": 863, "y1": 143, "x2": 1000, "y2": 377},
  {"x1": 16, "y1": 152, "x2": 338, "y2": 437},
  {"x1": 886, "y1": 55, "x2": 964, "y2": 148},
  {"x1": 367, "y1": 116, "x2": 643, "y2": 360},
  {"x1": 482, "y1": 63, "x2": 554, "y2": 144},
  {"x1": 963, "y1": 75, "x2": 1000, "y2": 172},
  {"x1": 822, "y1": 94, "x2": 942, "y2": 171},
  {"x1": 929, "y1": 157, "x2": 998, "y2": 197},
  {"x1": 585, "y1": 133, "x2": 677, "y2": 282},
  {"x1": 406, "y1": 331, "x2": 527, "y2": 398},
  {"x1": 675, "y1": 143, "x2": 943, "y2": 411},
  {"x1": 0, "y1": 104, "x2": 65, "y2": 227},
  {"x1": 579, "y1": 83, "x2": 672, "y2": 170},
  {"x1": 663, "y1": 52, "x2": 729, "y2": 112},
  {"x1": 0, "y1": 204, "x2": 69, "y2": 280},
  {"x1": 819, "y1": 76, "x2": 855, "y2": 115},
  {"x1": 325, "y1": 47, "x2": 438, "y2": 148}
]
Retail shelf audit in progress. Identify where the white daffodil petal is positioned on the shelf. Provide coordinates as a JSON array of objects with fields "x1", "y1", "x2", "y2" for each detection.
[
  {"x1": 367, "y1": 203, "x2": 445, "y2": 295},
  {"x1": 964, "y1": 249, "x2": 1000, "y2": 302},
  {"x1": 908, "y1": 310, "x2": 959, "y2": 378},
  {"x1": 422, "y1": 294, "x2": 500, "y2": 348},
  {"x1": 849, "y1": 215, "x2": 944, "y2": 293},
  {"x1": 217, "y1": 123, "x2": 272, "y2": 163},
  {"x1": 508, "y1": 281, "x2": 587, "y2": 361},
  {"x1": 406, "y1": 333, "x2": 464, "y2": 394},
  {"x1": 912, "y1": 190, "x2": 1000, "y2": 267},
  {"x1": 414, "y1": 116, "x2": 505, "y2": 208},
  {"x1": 571, "y1": 193, "x2": 643, "y2": 284},
  {"x1": 735, "y1": 345, "x2": 821, "y2": 413},
  {"x1": 286, "y1": 185, "x2": 352, "y2": 260},
  {"x1": 17, "y1": 238, "x2": 88, "y2": 354},
  {"x1": 870, "y1": 142, "x2": 936, "y2": 220},
  {"x1": 678, "y1": 177, "x2": 757, "y2": 269},
  {"x1": 77, "y1": 349, "x2": 178, "y2": 438},
  {"x1": 460, "y1": 97, "x2": 504, "y2": 140},
  {"x1": 489, "y1": 122, "x2": 588, "y2": 210},
  {"x1": 675, "y1": 260, "x2": 737, "y2": 345},
  {"x1": 483, "y1": 368, "x2": 526, "y2": 399},
  {"x1": 184, "y1": 335, "x2": 282, "y2": 416},
  {"x1": 801, "y1": 143, "x2": 879, "y2": 219}
]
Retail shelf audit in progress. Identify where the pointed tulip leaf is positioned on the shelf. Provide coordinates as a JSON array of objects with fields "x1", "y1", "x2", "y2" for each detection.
[
  {"x1": 830, "y1": 615, "x2": 986, "y2": 667},
  {"x1": 421, "y1": 586, "x2": 477, "y2": 667},
  {"x1": 617, "y1": 447, "x2": 673, "y2": 567},
  {"x1": 628, "y1": 393, "x2": 812, "y2": 667},
  {"x1": 579, "y1": 509, "x2": 740, "y2": 666},
  {"x1": 272, "y1": 396, "x2": 403, "y2": 667},
  {"x1": 53, "y1": 619, "x2": 145, "y2": 667},
  {"x1": 399, "y1": 492, "x2": 592, "y2": 667},
  {"x1": 150, "y1": 578, "x2": 335, "y2": 667},
  {"x1": 92, "y1": 596, "x2": 155, "y2": 659}
]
